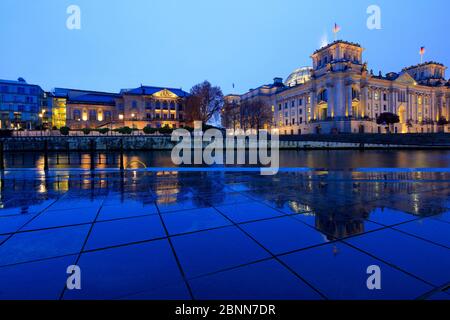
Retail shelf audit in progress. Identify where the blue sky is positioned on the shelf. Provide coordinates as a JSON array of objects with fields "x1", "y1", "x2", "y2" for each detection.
[{"x1": 0, "y1": 0, "x2": 449, "y2": 94}]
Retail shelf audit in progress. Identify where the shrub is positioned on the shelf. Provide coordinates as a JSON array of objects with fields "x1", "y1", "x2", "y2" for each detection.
[
  {"x1": 115, "y1": 126, "x2": 133, "y2": 135},
  {"x1": 143, "y1": 126, "x2": 157, "y2": 134},
  {"x1": 82, "y1": 128, "x2": 91, "y2": 135},
  {"x1": 158, "y1": 125, "x2": 174, "y2": 135},
  {"x1": 97, "y1": 128, "x2": 110, "y2": 135},
  {"x1": 60, "y1": 126, "x2": 70, "y2": 136},
  {"x1": 437, "y1": 117, "x2": 448, "y2": 126}
]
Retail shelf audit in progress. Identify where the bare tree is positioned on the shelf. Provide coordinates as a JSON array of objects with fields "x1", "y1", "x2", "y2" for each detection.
[
  {"x1": 185, "y1": 81, "x2": 224, "y2": 124},
  {"x1": 240, "y1": 99, "x2": 273, "y2": 130},
  {"x1": 221, "y1": 99, "x2": 240, "y2": 130}
]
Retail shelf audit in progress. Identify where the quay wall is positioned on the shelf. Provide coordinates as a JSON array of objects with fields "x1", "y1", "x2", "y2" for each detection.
[{"x1": 1, "y1": 134, "x2": 450, "y2": 151}]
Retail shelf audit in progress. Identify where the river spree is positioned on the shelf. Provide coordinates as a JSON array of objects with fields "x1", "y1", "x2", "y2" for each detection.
[
  {"x1": 2, "y1": 149, "x2": 450, "y2": 170},
  {"x1": 0, "y1": 151, "x2": 449, "y2": 300}
]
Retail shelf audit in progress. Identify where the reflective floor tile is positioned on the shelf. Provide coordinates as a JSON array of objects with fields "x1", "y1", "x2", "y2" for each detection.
[
  {"x1": 0, "y1": 255, "x2": 77, "y2": 300},
  {"x1": 345, "y1": 229, "x2": 450, "y2": 287},
  {"x1": 215, "y1": 202, "x2": 284, "y2": 223},
  {"x1": 393, "y1": 218, "x2": 450, "y2": 248},
  {"x1": 0, "y1": 214, "x2": 37, "y2": 234},
  {"x1": 50, "y1": 197, "x2": 103, "y2": 211},
  {"x1": 21, "y1": 207, "x2": 99, "y2": 231},
  {"x1": 367, "y1": 207, "x2": 417, "y2": 226},
  {"x1": 0, "y1": 235, "x2": 7, "y2": 245},
  {"x1": 85, "y1": 215, "x2": 166, "y2": 251},
  {"x1": 240, "y1": 216, "x2": 328, "y2": 255},
  {"x1": 63, "y1": 240, "x2": 184, "y2": 300},
  {"x1": 0, "y1": 225, "x2": 90, "y2": 266},
  {"x1": 280, "y1": 242, "x2": 432, "y2": 300},
  {"x1": 157, "y1": 198, "x2": 210, "y2": 213},
  {"x1": 0, "y1": 200, "x2": 55, "y2": 217},
  {"x1": 426, "y1": 291, "x2": 450, "y2": 300},
  {"x1": 432, "y1": 210, "x2": 450, "y2": 223},
  {"x1": 201, "y1": 192, "x2": 254, "y2": 206},
  {"x1": 119, "y1": 282, "x2": 191, "y2": 300},
  {"x1": 171, "y1": 227, "x2": 270, "y2": 278},
  {"x1": 189, "y1": 259, "x2": 322, "y2": 300},
  {"x1": 162, "y1": 207, "x2": 232, "y2": 235},
  {"x1": 97, "y1": 202, "x2": 158, "y2": 221},
  {"x1": 291, "y1": 212, "x2": 384, "y2": 239}
]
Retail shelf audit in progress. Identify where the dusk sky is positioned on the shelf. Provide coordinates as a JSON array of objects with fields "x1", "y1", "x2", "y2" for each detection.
[{"x1": 1, "y1": 0, "x2": 449, "y2": 94}]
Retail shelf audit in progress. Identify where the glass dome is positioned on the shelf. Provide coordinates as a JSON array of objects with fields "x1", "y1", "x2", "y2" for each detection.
[{"x1": 285, "y1": 67, "x2": 313, "y2": 87}]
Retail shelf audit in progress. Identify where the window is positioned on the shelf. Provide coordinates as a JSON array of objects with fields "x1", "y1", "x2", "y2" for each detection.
[
  {"x1": 284, "y1": 103, "x2": 288, "y2": 109},
  {"x1": 73, "y1": 110, "x2": 81, "y2": 120},
  {"x1": 374, "y1": 92, "x2": 379, "y2": 100},
  {"x1": 89, "y1": 110, "x2": 97, "y2": 121},
  {"x1": 163, "y1": 102, "x2": 168, "y2": 110},
  {"x1": 163, "y1": 113, "x2": 167, "y2": 119},
  {"x1": 285, "y1": 119, "x2": 288, "y2": 125},
  {"x1": 178, "y1": 103, "x2": 183, "y2": 111},
  {"x1": 383, "y1": 105, "x2": 387, "y2": 111},
  {"x1": 179, "y1": 114, "x2": 183, "y2": 120},
  {"x1": 291, "y1": 101, "x2": 295, "y2": 108},
  {"x1": 104, "y1": 111, "x2": 112, "y2": 121},
  {"x1": 0, "y1": 86, "x2": 8, "y2": 93},
  {"x1": 155, "y1": 113, "x2": 160, "y2": 119},
  {"x1": 146, "y1": 113, "x2": 152, "y2": 120},
  {"x1": 170, "y1": 114, "x2": 175, "y2": 119},
  {"x1": 299, "y1": 117, "x2": 303, "y2": 124},
  {"x1": 383, "y1": 93, "x2": 387, "y2": 101},
  {"x1": 145, "y1": 102, "x2": 152, "y2": 109},
  {"x1": 278, "y1": 104, "x2": 281, "y2": 110},
  {"x1": 299, "y1": 98, "x2": 303, "y2": 106},
  {"x1": 132, "y1": 101, "x2": 137, "y2": 108},
  {"x1": 18, "y1": 87, "x2": 25, "y2": 94},
  {"x1": 170, "y1": 102, "x2": 175, "y2": 110},
  {"x1": 155, "y1": 101, "x2": 161, "y2": 109},
  {"x1": 299, "y1": 109, "x2": 303, "y2": 115}
]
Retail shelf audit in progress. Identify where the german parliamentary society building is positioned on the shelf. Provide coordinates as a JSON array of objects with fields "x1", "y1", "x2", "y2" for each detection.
[{"x1": 226, "y1": 40, "x2": 450, "y2": 134}]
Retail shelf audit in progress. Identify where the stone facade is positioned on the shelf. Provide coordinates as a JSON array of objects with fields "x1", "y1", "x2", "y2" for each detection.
[{"x1": 228, "y1": 40, "x2": 450, "y2": 134}]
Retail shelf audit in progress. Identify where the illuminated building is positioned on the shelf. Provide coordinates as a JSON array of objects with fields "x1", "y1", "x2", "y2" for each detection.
[
  {"x1": 48, "y1": 85, "x2": 189, "y2": 130},
  {"x1": 230, "y1": 40, "x2": 450, "y2": 134},
  {"x1": 0, "y1": 78, "x2": 44, "y2": 129}
]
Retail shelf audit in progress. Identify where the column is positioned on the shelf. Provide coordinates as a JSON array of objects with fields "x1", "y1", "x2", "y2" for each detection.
[{"x1": 346, "y1": 83, "x2": 353, "y2": 118}]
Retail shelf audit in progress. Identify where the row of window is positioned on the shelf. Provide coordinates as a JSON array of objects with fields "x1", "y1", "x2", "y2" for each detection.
[
  {"x1": 130, "y1": 101, "x2": 183, "y2": 110},
  {"x1": 0, "y1": 104, "x2": 39, "y2": 112},
  {"x1": 71, "y1": 110, "x2": 183, "y2": 121},
  {"x1": 0, "y1": 86, "x2": 39, "y2": 95},
  {"x1": 278, "y1": 96, "x2": 311, "y2": 110},
  {"x1": 0, "y1": 95, "x2": 36, "y2": 103},
  {"x1": 369, "y1": 91, "x2": 430, "y2": 104}
]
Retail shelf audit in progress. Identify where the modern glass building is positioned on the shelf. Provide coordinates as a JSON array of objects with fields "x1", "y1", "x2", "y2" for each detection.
[{"x1": 0, "y1": 78, "x2": 44, "y2": 129}]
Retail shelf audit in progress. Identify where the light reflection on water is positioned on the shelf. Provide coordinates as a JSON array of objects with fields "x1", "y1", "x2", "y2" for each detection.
[{"x1": 3, "y1": 150, "x2": 450, "y2": 170}]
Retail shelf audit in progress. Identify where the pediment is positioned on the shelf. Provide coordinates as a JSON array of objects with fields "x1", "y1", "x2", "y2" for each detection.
[
  {"x1": 394, "y1": 72, "x2": 417, "y2": 85},
  {"x1": 153, "y1": 89, "x2": 178, "y2": 99}
]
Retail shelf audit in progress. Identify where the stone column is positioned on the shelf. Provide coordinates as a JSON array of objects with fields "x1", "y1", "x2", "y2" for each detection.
[
  {"x1": 326, "y1": 83, "x2": 334, "y2": 118},
  {"x1": 346, "y1": 82, "x2": 353, "y2": 117}
]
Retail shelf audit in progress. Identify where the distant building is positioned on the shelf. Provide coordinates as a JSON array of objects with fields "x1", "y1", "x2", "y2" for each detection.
[
  {"x1": 46, "y1": 85, "x2": 189, "y2": 129},
  {"x1": 226, "y1": 40, "x2": 450, "y2": 134},
  {"x1": 0, "y1": 78, "x2": 44, "y2": 129}
]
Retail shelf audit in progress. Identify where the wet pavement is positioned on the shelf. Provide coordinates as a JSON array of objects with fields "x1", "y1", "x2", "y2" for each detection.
[{"x1": 0, "y1": 169, "x2": 449, "y2": 300}]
